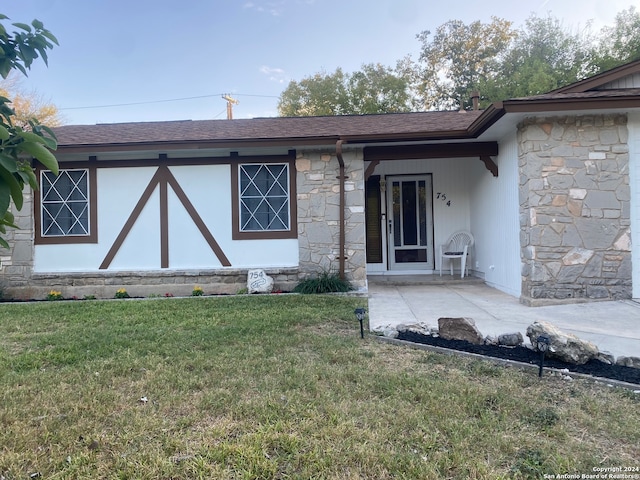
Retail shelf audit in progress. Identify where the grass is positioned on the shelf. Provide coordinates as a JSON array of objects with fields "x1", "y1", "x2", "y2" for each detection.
[{"x1": 0, "y1": 295, "x2": 638, "y2": 479}]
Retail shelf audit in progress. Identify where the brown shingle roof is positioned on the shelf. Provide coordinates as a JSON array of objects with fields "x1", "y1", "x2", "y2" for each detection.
[{"x1": 53, "y1": 111, "x2": 484, "y2": 147}]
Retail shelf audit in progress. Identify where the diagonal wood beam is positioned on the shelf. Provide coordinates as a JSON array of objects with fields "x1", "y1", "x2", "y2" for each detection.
[
  {"x1": 165, "y1": 169, "x2": 232, "y2": 267},
  {"x1": 99, "y1": 167, "x2": 164, "y2": 269},
  {"x1": 100, "y1": 165, "x2": 232, "y2": 269}
]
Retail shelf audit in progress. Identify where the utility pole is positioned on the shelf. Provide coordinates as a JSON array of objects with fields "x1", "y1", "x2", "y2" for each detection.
[{"x1": 222, "y1": 94, "x2": 239, "y2": 120}]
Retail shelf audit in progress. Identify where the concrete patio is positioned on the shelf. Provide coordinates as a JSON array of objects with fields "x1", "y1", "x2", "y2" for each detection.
[{"x1": 367, "y1": 275, "x2": 640, "y2": 360}]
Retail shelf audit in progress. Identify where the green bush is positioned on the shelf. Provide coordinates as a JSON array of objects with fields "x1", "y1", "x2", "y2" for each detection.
[{"x1": 293, "y1": 271, "x2": 352, "y2": 294}]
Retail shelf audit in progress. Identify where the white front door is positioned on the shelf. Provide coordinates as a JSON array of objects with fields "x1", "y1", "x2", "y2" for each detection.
[{"x1": 386, "y1": 175, "x2": 434, "y2": 270}]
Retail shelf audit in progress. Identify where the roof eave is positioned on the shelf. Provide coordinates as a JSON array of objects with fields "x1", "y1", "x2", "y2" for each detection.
[
  {"x1": 551, "y1": 59, "x2": 640, "y2": 94},
  {"x1": 501, "y1": 95, "x2": 640, "y2": 113}
]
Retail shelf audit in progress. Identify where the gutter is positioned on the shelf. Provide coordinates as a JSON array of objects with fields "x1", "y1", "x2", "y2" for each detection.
[{"x1": 336, "y1": 139, "x2": 346, "y2": 280}]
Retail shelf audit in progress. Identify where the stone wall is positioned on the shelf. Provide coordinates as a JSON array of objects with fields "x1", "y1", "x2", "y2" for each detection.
[
  {"x1": 295, "y1": 149, "x2": 366, "y2": 290},
  {"x1": 0, "y1": 189, "x2": 35, "y2": 293},
  {"x1": 519, "y1": 114, "x2": 631, "y2": 304},
  {"x1": 4, "y1": 268, "x2": 300, "y2": 300}
]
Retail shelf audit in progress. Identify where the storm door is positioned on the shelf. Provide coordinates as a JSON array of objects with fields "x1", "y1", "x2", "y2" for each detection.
[{"x1": 386, "y1": 175, "x2": 434, "y2": 270}]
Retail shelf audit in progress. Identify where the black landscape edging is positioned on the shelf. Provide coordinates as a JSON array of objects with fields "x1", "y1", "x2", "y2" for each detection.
[{"x1": 394, "y1": 330, "x2": 640, "y2": 386}]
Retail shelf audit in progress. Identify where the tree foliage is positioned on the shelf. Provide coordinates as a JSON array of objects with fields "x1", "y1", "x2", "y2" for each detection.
[
  {"x1": 416, "y1": 17, "x2": 516, "y2": 110},
  {"x1": 0, "y1": 15, "x2": 59, "y2": 248},
  {"x1": 278, "y1": 63, "x2": 412, "y2": 116},
  {"x1": 593, "y1": 6, "x2": 640, "y2": 72},
  {"x1": 279, "y1": 8, "x2": 640, "y2": 116},
  {"x1": 478, "y1": 15, "x2": 594, "y2": 106},
  {"x1": 0, "y1": 72, "x2": 63, "y2": 128}
]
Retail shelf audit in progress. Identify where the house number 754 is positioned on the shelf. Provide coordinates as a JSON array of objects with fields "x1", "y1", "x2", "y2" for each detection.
[{"x1": 436, "y1": 192, "x2": 451, "y2": 207}]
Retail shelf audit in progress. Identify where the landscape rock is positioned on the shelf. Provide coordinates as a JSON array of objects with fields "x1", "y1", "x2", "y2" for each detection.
[
  {"x1": 498, "y1": 332, "x2": 524, "y2": 347},
  {"x1": 383, "y1": 328, "x2": 399, "y2": 339},
  {"x1": 484, "y1": 335, "x2": 498, "y2": 346},
  {"x1": 438, "y1": 317, "x2": 484, "y2": 345},
  {"x1": 247, "y1": 269, "x2": 274, "y2": 294},
  {"x1": 597, "y1": 351, "x2": 615, "y2": 365},
  {"x1": 526, "y1": 321, "x2": 599, "y2": 365},
  {"x1": 615, "y1": 356, "x2": 640, "y2": 369}
]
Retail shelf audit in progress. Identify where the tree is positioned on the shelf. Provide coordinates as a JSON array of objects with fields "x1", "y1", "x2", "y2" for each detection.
[
  {"x1": 478, "y1": 14, "x2": 593, "y2": 104},
  {"x1": 416, "y1": 17, "x2": 516, "y2": 110},
  {"x1": 0, "y1": 72, "x2": 63, "y2": 128},
  {"x1": 277, "y1": 63, "x2": 412, "y2": 116},
  {"x1": 592, "y1": 6, "x2": 640, "y2": 72},
  {"x1": 278, "y1": 68, "x2": 349, "y2": 116},
  {"x1": 0, "y1": 15, "x2": 59, "y2": 248}
]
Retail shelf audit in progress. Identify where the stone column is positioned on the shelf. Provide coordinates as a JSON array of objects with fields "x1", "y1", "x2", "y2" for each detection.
[
  {"x1": 0, "y1": 189, "x2": 35, "y2": 298},
  {"x1": 295, "y1": 149, "x2": 366, "y2": 289},
  {"x1": 518, "y1": 115, "x2": 631, "y2": 304}
]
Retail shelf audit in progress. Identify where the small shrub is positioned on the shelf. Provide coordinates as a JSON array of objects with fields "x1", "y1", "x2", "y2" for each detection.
[
  {"x1": 164, "y1": 292, "x2": 174, "y2": 298},
  {"x1": 293, "y1": 271, "x2": 352, "y2": 294},
  {"x1": 192, "y1": 286, "x2": 204, "y2": 296},
  {"x1": 114, "y1": 288, "x2": 130, "y2": 299},
  {"x1": 530, "y1": 407, "x2": 560, "y2": 427},
  {"x1": 46, "y1": 290, "x2": 63, "y2": 301},
  {"x1": 236, "y1": 287, "x2": 248, "y2": 295},
  {"x1": 83, "y1": 294, "x2": 97, "y2": 300},
  {"x1": 510, "y1": 449, "x2": 548, "y2": 478}
]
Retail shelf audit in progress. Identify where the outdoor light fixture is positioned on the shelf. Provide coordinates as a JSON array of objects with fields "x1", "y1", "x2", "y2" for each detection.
[
  {"x1": 354, "y1": 307, "x2": 366, "y2": 339},
  {"x1": 537, "y1": 335, "x2": 550, "y2": 377}
]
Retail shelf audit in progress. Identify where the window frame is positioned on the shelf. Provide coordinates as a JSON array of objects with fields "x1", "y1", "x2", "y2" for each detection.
[
  {"x1": 231, "y1": 157, "x2": 297, "y2": 240},
  {"x1": 34, "y1": 164, "x2": 98, "y2": 245}
]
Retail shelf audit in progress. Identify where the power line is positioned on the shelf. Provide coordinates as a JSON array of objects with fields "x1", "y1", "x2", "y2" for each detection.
[{"x1": 60, "y1": 93, "x2": 280, "y2": 110}]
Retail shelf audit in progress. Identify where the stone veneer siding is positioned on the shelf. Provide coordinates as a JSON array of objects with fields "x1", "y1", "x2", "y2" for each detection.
[
  {"x1": 295, "y1": 149, "x2": 366, "y2": 289},
  {"x1": 0, "y1": 150, "x2": 367, "y2": 300},
  {"x1": 519, "y1": 114, "x2": 631, "y2": 305}
]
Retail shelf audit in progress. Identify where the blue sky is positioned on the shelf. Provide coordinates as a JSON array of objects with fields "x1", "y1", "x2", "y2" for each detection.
[{"x1": 2, "y1": 0, "x2": 635, "y2": 125}]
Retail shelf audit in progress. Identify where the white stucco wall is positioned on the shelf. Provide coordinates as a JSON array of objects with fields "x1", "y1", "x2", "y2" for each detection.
[
  {"x1": 34, "y1": 164, "x2": 298, "y2": 272},
  {"x1": 469, "y1": 133, "x2": 521, "y2": 297}
]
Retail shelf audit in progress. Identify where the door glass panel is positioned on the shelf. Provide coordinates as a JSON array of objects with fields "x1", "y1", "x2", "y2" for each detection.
[
  {"x1": 419, "y1": 180, "x2": 427, "y2": 247},
  {"x1": 401, "y1": 181, "x2": 417, "y2": 245},
  {"x1": 392, "y1": 181, "x2": 401, "y2": 247},
  {"x1": 395, "y1": 249, "x2": 427, "y2": 263}
]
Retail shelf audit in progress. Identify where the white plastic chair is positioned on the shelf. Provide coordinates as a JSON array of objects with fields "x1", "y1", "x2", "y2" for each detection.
[{"x1": 439, "y1": 231, "x2": 474, "y2": 278}]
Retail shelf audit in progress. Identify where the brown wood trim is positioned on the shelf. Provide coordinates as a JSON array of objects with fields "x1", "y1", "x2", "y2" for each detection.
[
  {"x1": 232, "y1": 158, "x2": 297, "y2": 240},
  {"x1": 165, "y1": 168, "x2": 232, "y2": 267},
  {"x1": 100, "y1": 165, "x2": 232, "y2": 269},
  {"x1": 34, "y1": 164, "x2": 99, "y2": 245},
  {"x1": 56, "y1": 138, "x2": 337, "y2": 155},
  {"x1": 480, "y1": 155, "x2": 499, "y2": 177},
  {"x1": 502, "y1": 96, "x2": 640, "y2": 113},
  {"x1": 99, "y1": 167, "x2": 163, "y2": 269},
  {"x1": 160, "y1": 176, "x2": 169, "y2": 268},
  {"x1": 55, "y1": 153, "x2": 296, "y2": 169},
  {"x1": 364, "y1": 142, "x2": 499, "y2": 162},
  {"x1": 364, "y1": 159, "x2": 380, "y2": 180},
  {"x1": 551, "y1": 59, "x2": 640, "y2": 94}
]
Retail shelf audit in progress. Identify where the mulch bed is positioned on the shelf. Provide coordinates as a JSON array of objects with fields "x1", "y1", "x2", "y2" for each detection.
[{"x1": 397, "y1": 330, "x2": 640, "y2": 386}]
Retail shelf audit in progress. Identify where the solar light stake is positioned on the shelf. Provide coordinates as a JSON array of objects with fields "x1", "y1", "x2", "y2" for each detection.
[
  {"x1": 537, "y1": 335, "x2": 550, "y2": 377},
  {"x1": 354, "y1": 308, "x2": 366, "y2": 339}
]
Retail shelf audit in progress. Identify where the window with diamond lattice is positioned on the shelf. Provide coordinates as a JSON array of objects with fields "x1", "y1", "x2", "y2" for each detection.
[
  {"x1": 41, "y1": 169, "x2": 90, "y2": 237},
  {"x1": 239, "y1": 163, "x2": 290, "y2": 232}
]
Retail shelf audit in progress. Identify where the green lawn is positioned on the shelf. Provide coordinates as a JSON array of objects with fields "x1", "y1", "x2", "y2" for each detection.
[{"x1": 0, "y1": 295, "x2": 638, "y2": 479}]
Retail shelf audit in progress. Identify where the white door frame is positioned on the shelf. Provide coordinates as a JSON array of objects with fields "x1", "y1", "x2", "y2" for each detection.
[{"x1": 385, "y1": 174, "x2": 434, "y2": 271}]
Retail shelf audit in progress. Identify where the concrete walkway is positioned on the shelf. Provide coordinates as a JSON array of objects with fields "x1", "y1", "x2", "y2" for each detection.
[{"x1": 367, "y1": 276, "x2": 640, "y2": 359}]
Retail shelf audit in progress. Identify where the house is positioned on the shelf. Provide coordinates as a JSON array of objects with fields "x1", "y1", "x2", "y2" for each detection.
[{"x1": 1, "y1": 59, "x2": 639, "y2": 304}]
